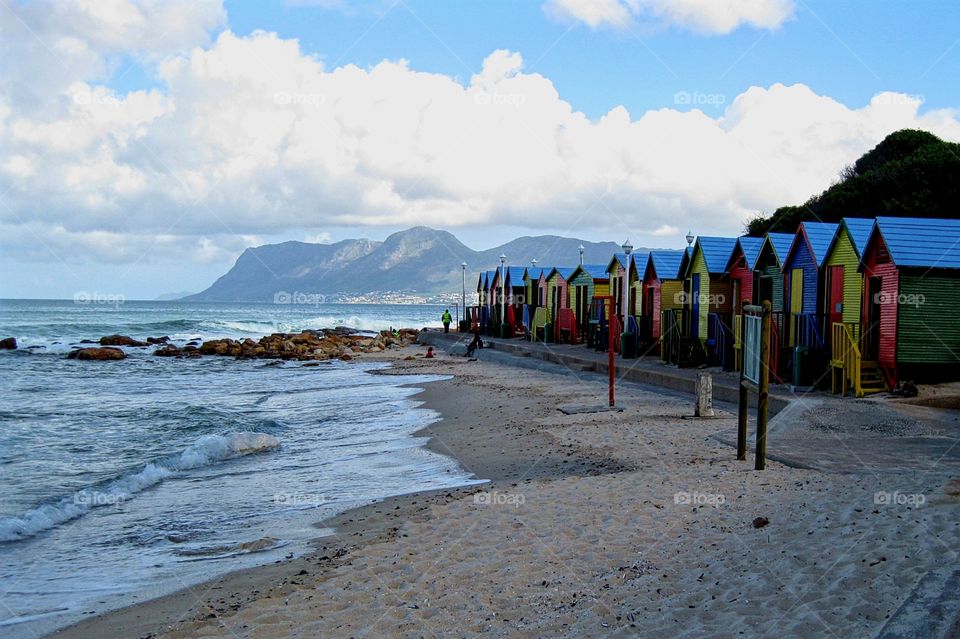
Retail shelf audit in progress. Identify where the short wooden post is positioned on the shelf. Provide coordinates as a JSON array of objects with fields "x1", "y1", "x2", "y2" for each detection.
[
  {"x1": 755, "y1": 300, "x2": 772, "y2": 471},
  {"x1": 737, "y1": 380, "x2": 748, "y2": 460}
]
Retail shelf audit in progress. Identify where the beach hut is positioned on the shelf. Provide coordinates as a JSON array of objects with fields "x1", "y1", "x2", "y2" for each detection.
[
  {"x1": 567, "y1": 264, "x2": 609, "y2": 344},
  {"x1": 522, "y1": 266, "x2": 546, "y2": 337},
  {"x1": 782, "y1": 222, "x2": 839, "y2": 356},
  {"x1": 489, "y1": 268, "x2": 504, "y2": 335},
  {"x1": 605, "y1": 253, "x2": 632, "y2": 352},
  {"x1": 628, "y1": 251, "x2": 650, "y2": 343},
  {"x1": 503, "y1": 267, "x2": 527, "y2": 337},
  {"x1": 643, "y1": 249, "x2": 687, "y2": 356},
  {"x1": 545, "y1": 267, "x2": 576, "y2": 342},
  {"x1": 858, "y1": 217, "x2": 960, "y2": 388},
  {"x1": 822, "y1": 218, "x2": 879, "y2": 395},
  {"x1": 753, "y1": 232, "x2": 795, "y2": 380},
  {"x1": 682, "y1": 237, "x2": 737, "y2": 368},
  {"x1": 725, "y1": 236, "x2": 765, "y2": 371},
  {"x1": 529, "y1": 267, "x2": 555, "y2": 342}
]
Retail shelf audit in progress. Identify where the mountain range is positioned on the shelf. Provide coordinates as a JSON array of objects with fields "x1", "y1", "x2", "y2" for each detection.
[{"x1": 184, "y1": 227, "x2": 634, "y2": 302}]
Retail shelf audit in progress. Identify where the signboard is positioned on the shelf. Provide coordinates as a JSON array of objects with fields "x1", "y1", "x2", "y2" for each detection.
[{"x1": 743, "y1": 314, "x2": 762, "y2": 384}]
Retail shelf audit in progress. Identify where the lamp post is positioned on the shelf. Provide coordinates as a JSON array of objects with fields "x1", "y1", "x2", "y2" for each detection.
[
  {"x1": 461, "y1": 261, "x2": 467, "y2": 331},
  {"x1": 499, "y1": 254, "x2": 507, "y2": 338},
  {"x1": 621, "y1": 239, "x2": 633, "y2": 333},
  {"x1": 578, "y1": 244, "x2": 584, "y2": 266},
  {"x1": 686, "y1": 230, "x2": 695, "y2": 247}
]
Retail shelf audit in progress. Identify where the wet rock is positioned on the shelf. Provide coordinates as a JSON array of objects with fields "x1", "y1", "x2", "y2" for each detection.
[
  {"x1": 100, "y1": 335, "x2": 148, "y2": 347},
  {"x1": 0, "y1": 337, "x2": 16, "y2": 349},
  {"x1": 68, "y1": 347, "x2": 126, "y2": 361},
  {"x1": 146, "y1": 336, "x2": 170, "y2": 344},
  {"x1": 154, "y1": 346, "x2": 182, "y2": 357}
]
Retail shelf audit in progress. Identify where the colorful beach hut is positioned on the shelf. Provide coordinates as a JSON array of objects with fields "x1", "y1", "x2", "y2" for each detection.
[
  {"x1": 529, "y1": 267, "x2": 555, "y2": 342},
  {"x1": 568, "y1": 264, "x2": 609, "y2": 344},
  {"x1": 503, "y1": 266, "x2": 527, "y2": 337},
  {"x1": 782, "y1": 222, "x2": 839, "y2": 353},
  {"x1": 628, "y1": 251, "x2": 650, "y2": 341},
  {"x1": 753, "y1": 232, "x2": 795, "y2": 380},
  {"x1": 546, "y1": 267, "x2": 576, "y2": 342},
  {"x1": 682, "y1": 236, "x2": 737, "y2": 368},
  {"x1": 859, "y1": 217, "x2": 960, "y2": 388},
  {"x1": 643, "y1": 249, "x2": 687, "y2": 356},
  {"x1": 726, "y1": 236, "x2": 764, "y2": 371},
  {"x1": 522, "y1": 266, "x2": 546, "y2": 337}
]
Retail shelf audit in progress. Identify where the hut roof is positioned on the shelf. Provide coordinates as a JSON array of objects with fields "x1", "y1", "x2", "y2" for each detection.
[
  {"x1": 647, "y1": 249, "x2": 687, "y2": 280},
  {"x1": 868, "y1": 217, "x2": 960, "y2": 270},
  {"x1": 505, "y1": 266, "x2": 526, "y2": 285},
  {"x1": 606, "y1": 253, "x2": 630, "y2": 274},
  {"x1": 840, "y1": 217, "x2": 876, "y2": 257},
  {"x1": 546, "y1": 266, "x2": 576, "y2": 281},
  {"x1": 570, "y1": 264, "x2": 609, "y2": 280},
  {"x1": 727, "y1": 236, "x2": 765, "y2": 272},
  {"x1": 524, "y1": 267, "x2": 547, "y2": 281},
  {"x1": 785, "y1": 222, "x2": 838, "y2": 268},
  {"x1": 763, "y1": 232, "x2": 795, "y2": 266},
  {"x1": 694, "y1": 236, "x2": 739, "y2": 274}
]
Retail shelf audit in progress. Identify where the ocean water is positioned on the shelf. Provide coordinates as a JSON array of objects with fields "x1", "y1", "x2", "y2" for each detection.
[{"x1": 0, "y1": 300, "x2": 480, "y2": 638}]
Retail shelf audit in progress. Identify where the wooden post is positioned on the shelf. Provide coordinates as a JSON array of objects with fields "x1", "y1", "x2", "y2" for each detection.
[
  {"x1": 737, "y1": 380, "x2": 748, "y2": 460},
  {"x1": 695, "y1": 372, "x2": 714, "y2": 417},
  {"x1": 755, "y1": 300, "x2": 771, "y2": 470}
]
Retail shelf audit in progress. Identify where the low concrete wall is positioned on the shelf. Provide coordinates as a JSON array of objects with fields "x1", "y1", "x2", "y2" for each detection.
[{"x1": 419, "y1": 331, "x2": 791, "y2": 416}]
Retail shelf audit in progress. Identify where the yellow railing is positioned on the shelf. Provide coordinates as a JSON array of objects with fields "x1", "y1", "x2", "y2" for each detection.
[
  {"x1": 732, "y1": 314, "x2": 744, "y2": 371},
  {"x1": 831, "y1": 322, "x2": 862, "y2": 397}
]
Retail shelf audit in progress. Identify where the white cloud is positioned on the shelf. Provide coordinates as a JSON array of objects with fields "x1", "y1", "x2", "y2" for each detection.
[
  {"x1": 1, "y1": 7, "x2": 959, "y2": 269},
  {"x1": 305, "y1": 232, "x2": 333, "y2": 244},
  {"x1": 545, "y1": 0, "x2": 795, "y2": 34}
]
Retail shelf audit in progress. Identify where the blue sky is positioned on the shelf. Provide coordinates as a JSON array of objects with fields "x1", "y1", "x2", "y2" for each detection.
[
  {"x1": 214, "y1": 0, "x2": 958, "y2": 117},
  {"x1": 2, "y1": 0, "x2": 959, "y2": 298}
]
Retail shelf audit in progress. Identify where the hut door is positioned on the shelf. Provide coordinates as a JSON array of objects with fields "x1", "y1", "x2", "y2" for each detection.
[
  {"x1": 758, "y1": 276, "x2": 773, "y2": 307},
  {"x1": 789, "y1": 268, "x2": 803, "y2": 345},
  {"x1": 828, "y1": 266, "x2": 844, "y2": 329},
  {"x1": 691, "y1": 274, "x2": 701, "y2": 338},
  {"x1": 863, "y1": 276, "x2": 882, "y2": 360}
]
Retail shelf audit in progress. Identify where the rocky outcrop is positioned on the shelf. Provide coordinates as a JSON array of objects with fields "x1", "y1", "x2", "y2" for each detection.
[
  {"x1": 154, "y1": 329, "x2": 419, "y2": 361},
  {"x1": 99, "y1": 335, "x2": 148, "y2": 347},
  {"x1": 68, "y1": 347, "x2": 126, "y2": 361},
  {"x1": 0, "y1": 337, "x2": 16, "y2": 349}
]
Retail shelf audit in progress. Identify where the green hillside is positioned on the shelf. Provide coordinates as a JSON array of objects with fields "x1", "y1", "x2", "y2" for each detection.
[{"x1": 747, "y1": 129, "x2": 960, "y2": 235}]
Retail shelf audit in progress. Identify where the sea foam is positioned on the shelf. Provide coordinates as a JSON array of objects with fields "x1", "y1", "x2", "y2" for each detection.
[{"x1": 0, "y1": 432, "x2": 279, "y2": 543}]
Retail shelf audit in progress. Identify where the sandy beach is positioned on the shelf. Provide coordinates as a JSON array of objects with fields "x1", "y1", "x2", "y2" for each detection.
[{"x1": 50, "y1": 342, "x2": 960, "y2": 638}]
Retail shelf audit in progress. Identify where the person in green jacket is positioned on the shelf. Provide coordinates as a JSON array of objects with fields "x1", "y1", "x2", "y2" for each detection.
[{"x1": 441, "y1": 309, "x2": 452, "y2": 333}]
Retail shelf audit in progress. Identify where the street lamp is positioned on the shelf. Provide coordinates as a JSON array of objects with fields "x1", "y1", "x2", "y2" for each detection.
[
  {"x1": 686, "y1": 230, "x2": 695, "y2": 247},
  {"x1": 621, "y1": 239, "x2": 633, "y2": 333},
  {"x1": 499, "y1": 254, "x2": 507, "y2": 338},
  {"x1": 578, "y1": 244, "x2": 584, "y2": 266},
  {"x1": 461, "y1": 261, "x2": 467, "y2": 331}
]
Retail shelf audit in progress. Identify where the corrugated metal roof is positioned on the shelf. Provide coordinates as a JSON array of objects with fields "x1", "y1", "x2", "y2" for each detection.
[
  {"x1": 841, "y1": 218, "x2": 874, "y2": 256},
  {"x1": 872, "y1": 217, "x2": 960, "y2": 270},
  {"x1": 523, "y1": 267, "x2": 546, "y2": 281},
  {"x1": 790, "y1": 221, "x2": 838, "y2": 267},
  {"x1": 647, "y1": 249, "x2": 687, "y2": 280},
  {"x1": 695, "y1": 236, "x2": 739, "y2": 274},
  {"x1": 729, "y1": 236, "x2": 765, "y2": 271},
  {"x1": 547, "y1": 267, "x2": 576, "y2": 281},
  {"x1": 606, "y1": 252, "x2": 629, "y2": 274},
  {"x1": 571, "y1": 264, "x2": 609, "y2": 280},
  {"x1": 765, "y1": 232, "x2": 795, "y2": 265},
  {"x1": 631, "y1": 251, "x2": 650, "y2": 275}
]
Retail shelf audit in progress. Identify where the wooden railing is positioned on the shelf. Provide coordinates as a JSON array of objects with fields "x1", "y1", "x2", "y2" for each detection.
[
  {"x1": 732, "y1": 314, "x2": 744, "y2": 371},
  {"x1": 831, "y1": 321, "x2": 862, "y2": 397},
  {"x1": 794, "y1": 312, "x2": 825, "y2": 350}
]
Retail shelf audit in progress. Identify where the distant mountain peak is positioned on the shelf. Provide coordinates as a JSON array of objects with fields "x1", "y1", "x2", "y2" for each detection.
[{"x1": 184, "y1": 227, "x2": 628, "y2": 302}]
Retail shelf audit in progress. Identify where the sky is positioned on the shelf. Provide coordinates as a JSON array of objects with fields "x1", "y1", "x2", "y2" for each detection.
[{"x1": 1, "y1": 0, "x2": 959, "y2": 299}]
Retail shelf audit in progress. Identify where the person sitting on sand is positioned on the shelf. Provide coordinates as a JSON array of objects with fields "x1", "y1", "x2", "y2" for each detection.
[{"x1": 441, "y1": 309, "x2": 452, "y2": 333}]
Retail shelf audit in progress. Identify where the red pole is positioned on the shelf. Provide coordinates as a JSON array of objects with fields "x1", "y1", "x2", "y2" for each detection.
[{"x1": 608, "y1": 299, "x2": 615, "y2": 407}]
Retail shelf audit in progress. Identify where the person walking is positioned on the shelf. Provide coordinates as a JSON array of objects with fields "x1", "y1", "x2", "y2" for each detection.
[{"x1": 441, "y1": 309, "x2": 452, "y2": 333}]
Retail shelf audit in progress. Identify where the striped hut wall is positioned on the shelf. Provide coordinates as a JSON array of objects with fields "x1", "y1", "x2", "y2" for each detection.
[{"x1": 824, "y1": 229, "x2": 863, "y2": 328}]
